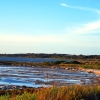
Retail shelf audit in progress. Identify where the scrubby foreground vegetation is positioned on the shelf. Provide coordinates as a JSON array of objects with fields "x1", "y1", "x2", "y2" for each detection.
[{"x1": 1, "y1": 85, "x2": 100, "y2": 100}]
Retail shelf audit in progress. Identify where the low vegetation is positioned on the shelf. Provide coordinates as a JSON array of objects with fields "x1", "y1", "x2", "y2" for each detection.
[
  {"x1": 1, "y1": 85, "x2": 100, "y2": 100},
  {"x1": 0, "y1": 53, "x2": 100, "y2": 69},
  {"x1": 0, "y1": 53, "x2": 100, "y2": 60},
  {"x1": 0, "y1": 60, "x2": 100, "y2": 69}
]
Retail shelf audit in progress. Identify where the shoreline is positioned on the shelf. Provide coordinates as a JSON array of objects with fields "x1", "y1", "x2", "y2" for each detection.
[
  {"x1": 0, "y1": 84, "x2": 32, "y2": 90},
  {"x1": 85, "y1": 69, "x2": 100, "y2": 76}
]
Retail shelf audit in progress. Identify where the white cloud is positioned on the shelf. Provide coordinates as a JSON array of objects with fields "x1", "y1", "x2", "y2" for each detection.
[
  {"x1": 61, "y1": 3, "x2": 100, "y2": 35},
  {"x1": 61, "y1": 3, "x2": 85, "y2": 10},
  {"x1": 71, "y1": 20, "x2": 100, "y2": 34},
  {"x1": 61, "y1": 3, "x2": 100, "y2": 15},
  {"x1": 61, "y1": 3, "x2": 70, "y2": 7}
]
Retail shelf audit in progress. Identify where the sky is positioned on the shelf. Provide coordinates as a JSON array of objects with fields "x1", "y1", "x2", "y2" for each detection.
[{"x1": 0, "y1": 0, "x2": 100, "y2": 55}]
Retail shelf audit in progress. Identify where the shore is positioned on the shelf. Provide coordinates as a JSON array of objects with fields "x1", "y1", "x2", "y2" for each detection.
[
  {"x1": 0, "y1": 85, "x2": 32, "y2": 91},
  {"x1": 85, "y1": 69, "x2": 100, "y2": 76}
]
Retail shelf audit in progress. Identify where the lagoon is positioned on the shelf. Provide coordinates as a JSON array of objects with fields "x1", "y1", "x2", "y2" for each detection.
[{"x1": 0, "y1": 57, "x2": 68, "y2": 62}]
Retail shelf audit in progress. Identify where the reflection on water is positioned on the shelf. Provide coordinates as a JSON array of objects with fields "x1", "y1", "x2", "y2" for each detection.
[{"x1": 0, "y1": 66, "x2": 97, "y2": 87}]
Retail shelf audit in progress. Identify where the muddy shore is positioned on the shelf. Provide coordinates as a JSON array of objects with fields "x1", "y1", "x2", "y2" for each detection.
[
  {"x1": 0, "y1": 85, "x2": 29, "y2": 90},
  {"x1": 0, "y1": 66, "x2": 100, "y2": 91}
]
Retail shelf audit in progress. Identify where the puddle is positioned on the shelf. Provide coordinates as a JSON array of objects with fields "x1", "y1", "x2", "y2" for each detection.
[{"x1": 0, "y1": 66, "x2": 98, "y2": 87}]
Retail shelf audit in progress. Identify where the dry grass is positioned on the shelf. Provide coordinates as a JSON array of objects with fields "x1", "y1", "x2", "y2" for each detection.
[{"x1": 1, "y1": 85, "x2": 100, "y2": 100}]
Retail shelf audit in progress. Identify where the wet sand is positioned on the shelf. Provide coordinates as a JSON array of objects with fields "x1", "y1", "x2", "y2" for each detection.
[
  {"x1": 0, "y1": 65, "x2": 100, "y2": 89},
  {"x1": 85, "y1": 69, "x2": 100, "y2": 76}
]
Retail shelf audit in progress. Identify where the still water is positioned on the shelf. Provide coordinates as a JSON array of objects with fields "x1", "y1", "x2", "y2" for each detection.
[
  {"x1": 0, "y1": 57, "x2": 68, "y2": 62},
  {"x1": 0, "y1": 66, "x2": 98, "y2": 87}
]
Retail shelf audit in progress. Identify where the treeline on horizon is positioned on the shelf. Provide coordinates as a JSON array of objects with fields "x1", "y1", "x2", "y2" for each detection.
[{"x1": 0, "y1": 53, "x2": 100, "y2": 59}]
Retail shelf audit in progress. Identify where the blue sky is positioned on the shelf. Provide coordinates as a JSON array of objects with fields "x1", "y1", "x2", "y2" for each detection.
[{"x1": 0, "y1": 0, "x2": 100, "y2": 55}]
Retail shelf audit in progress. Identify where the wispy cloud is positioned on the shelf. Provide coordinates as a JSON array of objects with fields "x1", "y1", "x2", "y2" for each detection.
[
  {"x1": 61, "y1": 3, "x2": 100, "y2": 35},
  {"x1": 61, "y1": 3, "x2": 85, "y2": 10},
  {"x1": 71, "y1": 20, "x2": 100, "y2": 34},
  {"x1": 61, "y1": 3, "x2": 100, "y2": 15},
  {"x1": 65, "y1": 21, "x2": 100, "y2": 35},
  {"x1": 61, "y1": 3, "x2": 70, "y2": 7}
]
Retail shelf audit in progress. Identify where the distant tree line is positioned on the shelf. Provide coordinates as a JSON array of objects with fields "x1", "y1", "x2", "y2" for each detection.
[{"x1": 0, "y1": 53, "x2": 100, "y2": 59}]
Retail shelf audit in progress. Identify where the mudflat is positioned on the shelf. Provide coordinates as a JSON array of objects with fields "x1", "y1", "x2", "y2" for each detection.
[{"x1": 0, "y1": 65, "x2": 99, "y2": 89}]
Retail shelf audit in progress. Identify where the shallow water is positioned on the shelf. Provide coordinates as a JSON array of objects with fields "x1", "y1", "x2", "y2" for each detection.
[
  {"x1": 0, "y1": 66, "x2": 98, "y2": 87},
  {"x1": 0, "y1": 57, "x2": 69, "y2": 62}
]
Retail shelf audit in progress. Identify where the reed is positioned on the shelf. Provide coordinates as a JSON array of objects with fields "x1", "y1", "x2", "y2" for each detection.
[{"x1": 1, "y1": 85, "x2": 100, "y2": 100}]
